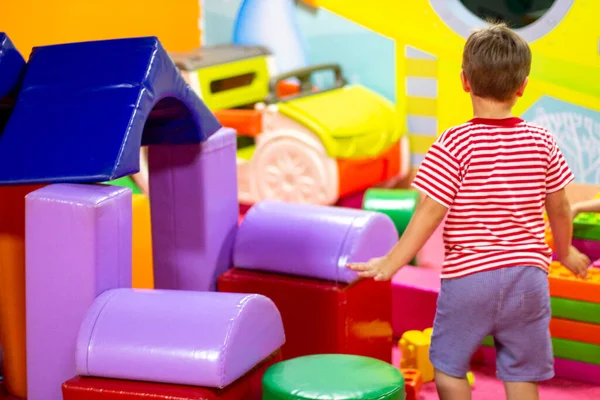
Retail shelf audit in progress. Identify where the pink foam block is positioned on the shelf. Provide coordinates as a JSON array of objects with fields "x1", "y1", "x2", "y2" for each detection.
[
  {"x1": 392, "y1": 266, "x2": 440, "y2": 338},
  {"x1": 572, "y1": 238, "x2": 600, "y2": 262},
  {"x1": 475, "y1": 346, "x2": 600, "y2": 385}
]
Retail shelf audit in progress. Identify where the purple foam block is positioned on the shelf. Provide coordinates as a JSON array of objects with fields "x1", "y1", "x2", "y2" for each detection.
[
  {"x1": 75, "y1": 288, "x2": 285, "y2": 388},
  {"x1": 477, "y1": 346, "x2": 600, "y2": 385},
  {"x1": 26, "y1": 184, "x2": 132, "y2": 400},
  {"x1": 234, "y1": 201, "x2": 398, "y2": 283},
  {"x1": 149, "y1": 127, "x2": 238, "y2": 291},
  {"x1": 572, "y1": 238, "x2": 600, "y2": 261}
]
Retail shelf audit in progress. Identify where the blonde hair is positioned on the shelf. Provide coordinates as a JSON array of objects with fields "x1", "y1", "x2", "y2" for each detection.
[{"x1": 462, "y1": 22, "x2": 531, "y2": 102}]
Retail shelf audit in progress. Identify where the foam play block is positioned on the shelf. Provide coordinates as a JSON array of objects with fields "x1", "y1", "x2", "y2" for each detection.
[
  {"x1": 476, "y1": 346, "x2": 600, "y2": 385},
  {"x1": 391, "y1": 266, "x2": 440, "y2": 338},
  {"x1": 572, "y1": 238, "x2": 600, "y2": 262},
  {"x1": 548, "y1": 261, "x2": 600, "y2": 304},
  {"x1": 550, "y1": 318, "x2": 600, "y2": 345},
  {"x1": 76, "y1": 289, "x2": 284, "y2": 387},
  {"x1": 62, "y1": 351, "x2": 282, "y2": 400},
  {"x1": 131, "y1": 194, "x2": 154, "y2": 289},
  {"x1": 551, "y1": 296, "x2": 600, "y2": 324},
  {"x1": 234, "y1": 201, "x2": 398, "y2": 284},
  {"x1": 149, "y1": 128, "x2": 238, "y2": 292},
  {"x1": 26, "y1": 184, "x2": 132, "y2": 400},
  {"x1": 0, "y1": 185, "x2": 43, "y2": 398},
  {"x1": 218, "y1": 268, "x2": 392, "y2": 362},
  {"x1": 482, "y1": 336, "x2": 600, "y2": 366},
  {"x1": 362, "y1": 188, "x2": 419, "y2": 237},
  {"x1": 573, "y1": 212, "x2": 600, "y2": 242}
]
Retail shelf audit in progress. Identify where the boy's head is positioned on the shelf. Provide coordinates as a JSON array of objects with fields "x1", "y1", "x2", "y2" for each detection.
[{"x1": 461, "y1": 23, "x2": 531, "y2": 102}]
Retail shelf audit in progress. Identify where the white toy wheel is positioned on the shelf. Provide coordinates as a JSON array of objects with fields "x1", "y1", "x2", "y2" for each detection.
[{"x1": 252, "y1": 134, "x2": 339, "y2": 205}]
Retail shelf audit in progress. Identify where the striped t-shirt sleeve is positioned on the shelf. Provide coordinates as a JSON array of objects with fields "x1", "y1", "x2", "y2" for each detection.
[
  {"x1": 546, "y1": 138, "x2": 574, "y2": 193},
  {"x1": 411, "y1": 141, "x2": 461, "y2": 209}
]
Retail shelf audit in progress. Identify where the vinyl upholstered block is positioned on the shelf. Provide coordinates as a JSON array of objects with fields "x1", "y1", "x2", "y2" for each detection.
[
  {"x1": 218, "y1": 268, "x2": 392, "y2": 362},
  {"x1": 26, "y1": 184, "x2": 132, "y2": 400},
  {"x1": 149, "y1": 128, "x2": 238, "y2": 291},
  {"x1": 75, "y1": 289, "x2": 285, "y2": 388},
  {"x1": 63, "y1": 351, "x2": 282, "y2": 400},
  {"x1": 234, "y1": 201, "x2": 398, "y2": 284}
]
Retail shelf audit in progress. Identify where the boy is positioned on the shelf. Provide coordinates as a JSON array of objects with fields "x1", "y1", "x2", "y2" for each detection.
[{"x1": 349, "y1": 23, "x2": 590, "y2": 400}]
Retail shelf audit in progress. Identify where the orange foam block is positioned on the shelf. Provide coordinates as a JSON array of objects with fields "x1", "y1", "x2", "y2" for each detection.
[
  {"x1": 550, "y1": 318, "x2": 600, "y2": 345},
  {"x1": 548, "y1": 261, "x2": 600, "y2": 304},
  {"x1": 132, "y1": 194, "x2": 154, "y2": 289},
  {"x1": 0, "y1": 185, "x2": 43, "y2": 398}
]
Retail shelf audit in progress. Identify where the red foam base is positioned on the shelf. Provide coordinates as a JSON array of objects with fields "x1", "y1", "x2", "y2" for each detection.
[
  {"x1": 218, "y1": 268, "x2": 392, "y2": 362},
  {"x1": 61, "y1": 350, "x2": 282, "y2": 399}
]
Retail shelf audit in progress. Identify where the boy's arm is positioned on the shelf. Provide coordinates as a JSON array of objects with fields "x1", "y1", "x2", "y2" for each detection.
[
  {"x1": 386, "y1": 196, "x2": 447, "y2": 267},
  {"x1": 572, "y1": 199, "x2": 600, "y2": 217},
  {"x1": 546, "y1": 189, "x2": 590, "y2": 277}
]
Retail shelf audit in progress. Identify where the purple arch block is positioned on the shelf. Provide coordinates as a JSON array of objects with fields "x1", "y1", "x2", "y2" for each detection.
[
  {"x1": 25, "y1": 184, "x2": 132, "y2": 400},
  {"x1": 75, "y1": 288, "x2": 285, "y2": 387},
  {"x1": 234, "y1": 201, "x2": 399, "y2": 283},
  {"x1": 149, "y1": 127, "x2": 238, "y2": 291}
]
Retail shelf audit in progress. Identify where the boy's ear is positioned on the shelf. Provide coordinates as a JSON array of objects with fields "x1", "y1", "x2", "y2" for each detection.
[
  {"x1": 516, "y1": 77, "x2": 528, "y2": 97},
  {"x1": 460, "y1": 70, "x2": 471, "y2": 93}
]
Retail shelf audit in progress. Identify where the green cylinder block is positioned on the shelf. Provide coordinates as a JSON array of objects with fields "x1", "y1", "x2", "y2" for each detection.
[
  {"x1": 262, "y1": 354, "x2": 405, "y2": 400},
  {"x1": 362, "y1": 189, "x2": 419, "y2": 237}
]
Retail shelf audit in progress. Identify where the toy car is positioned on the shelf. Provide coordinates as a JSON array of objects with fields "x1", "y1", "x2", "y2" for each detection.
[{"x1": 171, "y1": 45, "x2": 410, "y2": 205}]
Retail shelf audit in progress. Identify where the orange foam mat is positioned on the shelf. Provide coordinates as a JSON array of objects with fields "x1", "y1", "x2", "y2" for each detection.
[
  {"x1": 549, "y1": 261, "x2": 600, "y2": 304},
  {"x1": 550, "y1": 318, "x2": 600, "y2": 346}
]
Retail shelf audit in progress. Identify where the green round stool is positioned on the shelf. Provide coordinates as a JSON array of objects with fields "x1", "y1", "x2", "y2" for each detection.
[{"x1": 262, "y1": 354, "x2": 405, "y2": 400}]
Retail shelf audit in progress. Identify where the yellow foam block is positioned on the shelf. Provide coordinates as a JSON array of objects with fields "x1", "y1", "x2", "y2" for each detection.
[
  {"x1": 406, "y1": 58, "x2": 437, "y2": 78},
  {"x1": 406, "y1": 97, "x2": 437, "y2": 116}
]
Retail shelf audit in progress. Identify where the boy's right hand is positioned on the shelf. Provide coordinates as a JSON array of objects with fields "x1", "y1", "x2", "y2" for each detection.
[{"x1": 559, "y1": 246, "x2": 591, "y2": 279}]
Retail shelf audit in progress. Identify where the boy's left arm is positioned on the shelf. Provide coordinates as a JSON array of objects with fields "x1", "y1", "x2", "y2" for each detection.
[{"x1": 348, "y1": 195, "x2": 447, "y2": 280}]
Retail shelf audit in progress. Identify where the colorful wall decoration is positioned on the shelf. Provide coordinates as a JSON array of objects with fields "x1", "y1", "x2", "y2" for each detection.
[{"x1": 204, "y1": 0, "x2": 599, "y2": 183}]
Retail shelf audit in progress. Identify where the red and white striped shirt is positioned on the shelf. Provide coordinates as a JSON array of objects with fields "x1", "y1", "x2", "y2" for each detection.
[{"x1": 412, "y1": 117, "x2": 574, "y2": 279}]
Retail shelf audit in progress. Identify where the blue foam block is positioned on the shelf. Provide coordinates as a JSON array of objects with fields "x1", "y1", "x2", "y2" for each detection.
[
  {"x1": 0, "y1": 33, "x2": 25, "y2": 99},
  {"x1": 0, "y1": 36, "x2": 221, "y2": 185}
]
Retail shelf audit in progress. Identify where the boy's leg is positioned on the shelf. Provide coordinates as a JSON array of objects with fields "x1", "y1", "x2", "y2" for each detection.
[
  {"x1": 504, "y1": 382, "x2": 539, "y2": 400},
  {"x1": 435, "y1": 369, "x2": 471, "y2": 400},
  {"x1": 493, "y1": 267, "x2": 553, "y2": 399},
  {"x1": 429, "y1": 271, "x2": 499, "y2": 399}
]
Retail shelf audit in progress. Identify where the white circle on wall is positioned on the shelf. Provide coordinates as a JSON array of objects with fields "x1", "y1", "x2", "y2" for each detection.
[{"x1": 428, "y1": 0, "x2": 574, "y2": 42}]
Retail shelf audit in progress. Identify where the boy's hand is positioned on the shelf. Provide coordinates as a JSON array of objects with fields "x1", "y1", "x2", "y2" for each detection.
[
  {"x1": 347, "y1": 256, "x2": 400, "y2": 281},
  {"x1": 559, "y1": 246, "x2": 590, "y2": 279},
  {"x1": 571, "y1": 204, "x2": 581, "y2": 219}
]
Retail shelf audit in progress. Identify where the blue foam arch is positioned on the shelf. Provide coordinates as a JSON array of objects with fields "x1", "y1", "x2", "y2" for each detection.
[
  {"x1": 0, "y1": 36, "x2": 221, "y2": 185},
  {"x1": 0, "y1": 33, "x2": 25, "y2": 99}
]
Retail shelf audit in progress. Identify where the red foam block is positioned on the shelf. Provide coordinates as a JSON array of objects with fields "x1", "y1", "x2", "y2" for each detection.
[
  {"x1": 62, "y1": 350, "x2": 281, "y2": 400},
  {"x1": 392, "y1": 266, "x2": 440, "y2": 338},
  {"x1": 218, "y1": 268, "x2": 392, "y2": 362}
]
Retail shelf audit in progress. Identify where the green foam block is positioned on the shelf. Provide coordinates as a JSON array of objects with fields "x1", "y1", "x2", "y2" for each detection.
[
  {"x1": 551, "y1": 296, "x2": 600, "y2": 325},
  {"x1": 482, "y1": 335, "x2": 600, "y2": 365},
  {"x1": 573, "y1": 212, "x2": 600, "y2": 241},
  {"x1": 263, "y1": 354, "x2": 405, "y2": 400},
  {"x1": 103, "y1": 176, "x2": 143, "y2": 194}
]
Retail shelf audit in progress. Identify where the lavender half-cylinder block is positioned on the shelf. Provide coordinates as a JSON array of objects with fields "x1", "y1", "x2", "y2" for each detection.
[
  {"x1": 75, "y1": 288, "x2": 285, "y2": 387},
  {"x1": 234, "y1": 201, "x2": 398, "y2": 283},
  {"x1": 26, "y1": 184, "x2": 132, "y2": 400},
  {"x1": 149, "y1": 127, "x2": 238, "y2": 291}
]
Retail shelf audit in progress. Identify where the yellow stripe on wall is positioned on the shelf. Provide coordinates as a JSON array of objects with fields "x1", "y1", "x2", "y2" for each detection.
[
  {"x1": 406, "y1": 58, "x2": 437, "y2": 78},
  {"x1": 409, "y1": 134, "x2": 437, "y2": 154},
  {"x1": 406, "y1": 97, "x2": 437, "y2": 116}
]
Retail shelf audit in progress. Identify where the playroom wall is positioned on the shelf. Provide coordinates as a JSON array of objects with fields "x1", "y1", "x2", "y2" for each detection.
[{"x1": 204, "y1": 0, "x2": 600, "y2": 201}]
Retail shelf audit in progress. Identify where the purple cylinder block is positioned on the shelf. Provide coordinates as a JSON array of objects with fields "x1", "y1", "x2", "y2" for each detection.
[
  {"x1": 75, "y1": 288, "x2": 285, "y2": 388},
  {"x1": 149, "y1": 127, "x2": 238, "y2": 291},
  {"x1": 26, "y1": 184, "x2": 132, "y2": 400},
  {"x1": 234, "y1": 201, "x2": 398, "y2": 283}
]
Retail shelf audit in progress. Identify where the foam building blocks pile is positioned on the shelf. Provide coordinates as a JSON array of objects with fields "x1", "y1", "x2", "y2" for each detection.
[{"x1": 0, "y1": 33, "x2": 400, "y2": 399}]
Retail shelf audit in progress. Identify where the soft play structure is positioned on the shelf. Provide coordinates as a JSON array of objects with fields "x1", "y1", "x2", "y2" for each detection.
[
  {"x1": 0, "y1": 33, "x2": 406, "y2": 399},
  {"x1": 170, "y1": 44, "x2": 411, "y2": 206}
]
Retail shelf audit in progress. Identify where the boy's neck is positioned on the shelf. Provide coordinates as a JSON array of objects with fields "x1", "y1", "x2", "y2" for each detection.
[{"x1": 471, "y1": 95, "x2": 515, "y2": 119}]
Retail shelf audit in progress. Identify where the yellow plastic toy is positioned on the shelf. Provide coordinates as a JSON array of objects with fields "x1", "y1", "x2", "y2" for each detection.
[{"x1": 399, "y1": 329, "x2": 434, "y2": 383}]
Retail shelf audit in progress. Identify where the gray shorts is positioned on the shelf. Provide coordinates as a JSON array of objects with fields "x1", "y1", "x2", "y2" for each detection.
[{"x1": 429, "y1": 266, "x2": 554, "y2": 382}]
